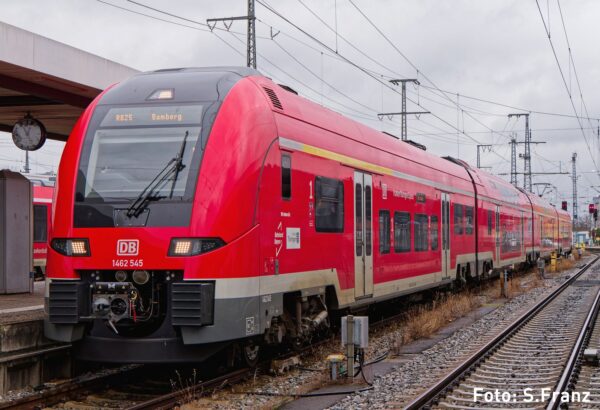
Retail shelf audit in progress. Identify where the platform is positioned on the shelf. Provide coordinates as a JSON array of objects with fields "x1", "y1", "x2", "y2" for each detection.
[
  {"x1": 0, "y1": 280, "x2": 73, "y2": 395},
  {"x1": 0, "y1": 281, "x2": 44, "y2": 325}
]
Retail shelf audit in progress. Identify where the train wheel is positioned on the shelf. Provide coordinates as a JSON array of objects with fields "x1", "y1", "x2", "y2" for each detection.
[{"x1": 242, "y1": 343, "x2": 260, "y2": 368}]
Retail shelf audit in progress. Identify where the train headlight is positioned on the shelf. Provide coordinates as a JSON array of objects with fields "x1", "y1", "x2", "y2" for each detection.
[
  {"x1": 50, "y1": 238, "x2": 91, "y2": 256},
  {"x1": 168, "y1": 238, "x2": 225, "y2": 256}
]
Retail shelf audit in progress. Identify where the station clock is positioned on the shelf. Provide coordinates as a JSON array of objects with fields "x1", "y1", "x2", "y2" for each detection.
[{"x1": 12, "y1": 114, "x2": 47, "y2": 151}]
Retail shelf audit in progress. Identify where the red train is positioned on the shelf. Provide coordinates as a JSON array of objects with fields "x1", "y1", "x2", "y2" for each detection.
[
  {"x1": 29, "y1": 178, "x2": 54, "y2": 278},
  {"x1": 44, "y1": 67, "x2": 572, "y2": 363}
]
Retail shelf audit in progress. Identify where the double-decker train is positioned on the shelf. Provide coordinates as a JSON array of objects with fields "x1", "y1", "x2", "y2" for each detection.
[{"x1": 44, "y1": 67, "x2": 572, "y2": 364}]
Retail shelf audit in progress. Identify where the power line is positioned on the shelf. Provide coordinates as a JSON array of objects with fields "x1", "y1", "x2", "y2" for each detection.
[
  {"x1": 271, "y1": 39, "x2": 381, "y2": 115},
  {"x1": 556, "y1": 0, "x2": 596, "y2": 134},
  {"x1": 96, "y1": 0, "x2": 213, "y2": 32},
  {"x1": 417, "y1": 84, "x2": 600, "y2": 122},
  {"x1": 111, "y1": 0, "x2": 600, "y2": 130},
  {"x1": 228, "y1": 32, "x2": 402, "y2": 127},
  {"x1": 534, "y1": 0, "x2": 598, "y2": 173},
  {"x1": 295, "y1": 0, "x2": 404, "y2": 78},
  {"x1": 294, "y1": 0, "x2": 514, "y2": 139},
  {"x1": 346, "y1": 0, "x2": 515, "y2": 144},
  {"x1": 256, "y1": 0, "x2": 510, "y2": 164},
  {"x1": 100, "y1": 0, "x2": 512, "y2": 162},
  {"x1": 98, "y1": 0, "x2": 399, "y2": 129},
  {"x1": 261, "y1": 3, "x2": 600, "y2": 131}
]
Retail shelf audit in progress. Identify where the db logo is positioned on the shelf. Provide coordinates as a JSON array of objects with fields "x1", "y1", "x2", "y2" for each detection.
[{"x1": 117, "y1": 239, "x2": 139, "y2": 256}]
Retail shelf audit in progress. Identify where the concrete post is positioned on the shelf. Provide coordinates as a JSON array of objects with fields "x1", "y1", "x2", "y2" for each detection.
[{"x1": 346, "y1": 315, "x2": 354, "y2": 381}]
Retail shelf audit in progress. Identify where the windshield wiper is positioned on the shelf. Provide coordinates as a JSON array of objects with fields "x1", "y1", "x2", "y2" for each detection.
[{"x1": 126, "y1": 131, "x2": 189, "y2": 218}]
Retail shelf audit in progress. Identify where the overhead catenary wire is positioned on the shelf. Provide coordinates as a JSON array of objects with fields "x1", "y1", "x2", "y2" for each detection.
[
  {"x1": 271, "y1": 11, "x2": 600, "y2": 124},
  {"x1": 295, "y1": 0, "x2": 405, "y2": 79},
  {"x1": 290, "y1": 1, "x2": 517, "y2": 142},
  {"x1": 291, "y1": 1, "x2": 600, "y2": 127},
  {"x1": 555, "y1": 0, "x2": 597, "y2": 136},
  {"x1": 103, "y1": 0, "x2": 599, "y2": 168},
  {"x1": 115, "y1": 0, "x2": 509, "y2": 161},
  {"x1": 256, "y1": 0, "x2": 511, "y2": 164},
  {"x1": 97, "y1": 0, "x2": 599, "y2": 127},
  {"x1": 226, "y1": 31, "x2": 413, "y2": 132},
  {"x1": 95, "y1": 0, "x2": 398, "y2": 127},
  {"x1": 93, "y1": 0, "x2": 598, "y2": 189},
  {"x1": 346, "y1": 0, "x2": 520, "y2": 143},
  {"x1": 533, "y1": 0, "x2": 598, "y2": 174}
]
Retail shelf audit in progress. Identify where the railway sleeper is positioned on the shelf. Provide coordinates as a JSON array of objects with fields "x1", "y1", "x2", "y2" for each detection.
[
  {"x1": 466, "y1": 373, "x2": 560, "y2": 382},
  {"x1": 461, "y1": 380, "x2": 557, "y2": 388},
  {"x1": 477, "y1": 367, "x2": 561, "y2": 378},
  {"x1": 440, "y1": 395, "x2": 545, "y2": 408}
]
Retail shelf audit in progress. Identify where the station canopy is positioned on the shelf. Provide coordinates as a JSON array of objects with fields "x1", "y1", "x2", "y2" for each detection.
[{"x1": 0, "y1": 21, "x2": 138, "y2": 141}]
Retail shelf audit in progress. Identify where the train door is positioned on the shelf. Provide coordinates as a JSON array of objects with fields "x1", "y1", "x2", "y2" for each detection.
[
  {"x1": 354, "y1": 172, "x2": 373, "y2": 298},
  {"x1": 495, "y1": 206, "x2": 501, "y2": 266},
  {"x1": 441, "y1": 193, "x2": 451, "y2": 279}
]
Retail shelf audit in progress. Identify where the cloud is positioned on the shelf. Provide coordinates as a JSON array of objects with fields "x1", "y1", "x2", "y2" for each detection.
[{"x1": 1, "y1": 0, "x2": 599, "y2": 209}]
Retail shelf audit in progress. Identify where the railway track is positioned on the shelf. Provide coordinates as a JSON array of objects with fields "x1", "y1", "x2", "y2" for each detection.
[
  {"x1": 1, "y1": 261, "x2": 579, "y2": 410},
  {"x1": 0, "y1": 364, "x2": 247, "y2": 410},
  {"x1": 557, "y1": 268, "x2": 600, "y2": 409},
  {"x1": 561, "y1": 314, "x2": 600, "y2": 409},
  {"x1": 1, "y1": 337, "x2": 332, "y2": 409},
  {"x1": 406, "y1": 255, "x2": 600, "y2": 409}
]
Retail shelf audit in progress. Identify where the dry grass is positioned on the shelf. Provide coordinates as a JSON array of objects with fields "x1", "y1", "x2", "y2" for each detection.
[
  {"x1": 557, "y1": 256, "x2": 577, "y2": 271},
  {"x1": 170, "y1": 369, "x2": 206, "y2": 406},
  {"x1": 508, "y1": 270, "x2": 542, "y2": 296},
  {"x1": 400, "y1": 292, "x2": 481, "y2": 344}
]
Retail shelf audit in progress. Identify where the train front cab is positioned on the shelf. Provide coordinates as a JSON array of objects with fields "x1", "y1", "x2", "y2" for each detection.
[{"x1": 44, "y1": 68, "x2": 282, "y2": 363}]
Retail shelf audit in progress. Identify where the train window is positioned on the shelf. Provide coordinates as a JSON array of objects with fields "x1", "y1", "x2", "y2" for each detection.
[
  {"x1": 315, "y1": 176, "x2": 344, "y2": 232},
  {"x1": 379, "y1": 210, "x2": 390, "y2": 254},
  {"x1": 281, "y1": 154, "x2": 291, "y2": 199},
  {"x1": 465, "y1": 206, "x2": 474, "y2": 235},
  {"x1": 365, "y1": 186, "x2": 372, "y2": 256},
  {"x1": 487, "y1": 210, "x2": 493, "y2": 235},
  {"x1": 431, "y1": 215, "x2": 439, "y2": 251},
  {"x1": 415, "y1": 214, "x2": 429, "y2": 251},
  {"x1": 33, "y1": 205, "x2": 48, "y2": 243},
  {"x1": 394, "y1": 212, "x2": 411, "y2": 253},
  {"x1": 454, "y1": 204, "x2": 463, "y2": 235}
]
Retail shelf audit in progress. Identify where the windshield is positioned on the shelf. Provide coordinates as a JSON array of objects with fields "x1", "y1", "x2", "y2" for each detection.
[{"x1": 76, "y1": 104, "x2": 203, "y2": 203}]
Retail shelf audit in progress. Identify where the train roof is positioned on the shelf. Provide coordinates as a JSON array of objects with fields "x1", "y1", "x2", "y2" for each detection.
[
  {"x1": 101, "y1": 66, "x2": 259, "y2": 105},
  {"x1": 112, "y1": 67, "x2": 470, "y2": 186},
  {"x1": 250, "y1": 74, "x2": 474, "y2": 184},
  {"x1": 108, "y1": 67, "x2": 566, "y2": 218},
  {"x1": 249, "y1": 72, "x2": 539, "y2": 209}
]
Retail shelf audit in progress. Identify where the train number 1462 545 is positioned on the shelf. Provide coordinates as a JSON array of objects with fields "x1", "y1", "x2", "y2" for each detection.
[{"x1": 112, "y1": 259, "x2": 144, "y2": 268}]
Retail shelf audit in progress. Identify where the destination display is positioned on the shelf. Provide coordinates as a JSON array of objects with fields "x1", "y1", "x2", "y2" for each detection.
[{"x1": 100, "y1": 105, "x2": 204, "y2": 127}]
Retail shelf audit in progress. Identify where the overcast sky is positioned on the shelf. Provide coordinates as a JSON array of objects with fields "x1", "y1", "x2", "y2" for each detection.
[{"x1": 1, "y1": 0, "x2": 599, "y2": 213}]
